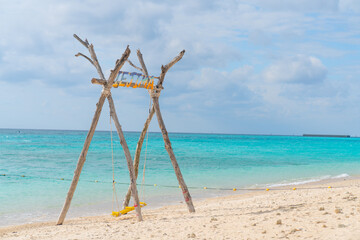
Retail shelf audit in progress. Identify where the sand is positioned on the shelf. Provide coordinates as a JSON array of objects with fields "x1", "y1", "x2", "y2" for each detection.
[{"x1": 1, "y1": 178, "x2": 360, "y2": 240}]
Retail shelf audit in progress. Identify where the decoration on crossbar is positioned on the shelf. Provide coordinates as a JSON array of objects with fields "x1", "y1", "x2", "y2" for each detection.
[{"x1": 113, "y1": 71, "x2": 158, "y2": 90}]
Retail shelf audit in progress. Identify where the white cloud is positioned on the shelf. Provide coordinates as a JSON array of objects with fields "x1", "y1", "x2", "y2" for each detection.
[
  {"x1": 263, "y1": 55, "x2": 327, "y2": 84},
  {"x1": 0, "y1": 0, "x2": 359, "y2": 134},
  {"x1": 246, "y1": 0, "x2": 339, "y2": 12},
  {"x1": 339, "y1": 0, "x2": 360, "y2": 12}
]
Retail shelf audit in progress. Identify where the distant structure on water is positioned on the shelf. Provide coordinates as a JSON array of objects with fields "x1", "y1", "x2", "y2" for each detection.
[{"x1": 303, "y1": 134, "x2": 350, "y2": 138}]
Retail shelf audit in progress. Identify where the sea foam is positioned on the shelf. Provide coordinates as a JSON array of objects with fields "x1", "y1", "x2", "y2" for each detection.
[{"x1": 266, "y1": 173, "x2": 350, "y2": 188}]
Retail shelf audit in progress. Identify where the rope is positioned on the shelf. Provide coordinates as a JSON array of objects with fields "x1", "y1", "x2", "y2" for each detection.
[
  {"x1": 112, "y1": 71, "x2": 121, "y2": 88},
  {"x1": 140, "y1": 96, "x2": 152, "y2": 202},
  {"x1": 150, "y1": 90, "x2": 160, "y2": 98},
  {"x1": 110, "y1": 116, "x2": 120, "y2": 212},
  {"x1": 115, "y1": 70, "x2": 121, "y2": 82},
  {"x1": 0, "y1": 174, "x2": 344, "y2": 191},
  {"x1": 102, "y1": 87, "x2": 111, "y2": 97}
]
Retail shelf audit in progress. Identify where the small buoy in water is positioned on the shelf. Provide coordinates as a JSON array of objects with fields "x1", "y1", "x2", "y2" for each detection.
[
  {"x1": 21, "y1": 175, "x2": 25, "y2": 177},
  {"x1": 95, "y1": 180, "x2": 98, "y2": 182},
  {"x1": 233, "y1": 188, "x2": 236, "y2": 191},
  {"x1": 203, "y1": 187, "x2": 207, "y2": 190},
  {"x1": 293, "y1": 187, "x2": 296, "y2": 190},
  {"x1": 154, "y1": 184, "x2": 157, "y2": 186},
  {"x1": 266, "y1": 188, "x2": 269, "y2": 191},
  {"x1": 60, "y1": 178, "x2": 64, "y2": 180}
]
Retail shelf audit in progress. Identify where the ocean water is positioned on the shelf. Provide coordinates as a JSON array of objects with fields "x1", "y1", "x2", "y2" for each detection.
[{"x1": 1, "y1": 129, "x2": 360, "y2": 227}]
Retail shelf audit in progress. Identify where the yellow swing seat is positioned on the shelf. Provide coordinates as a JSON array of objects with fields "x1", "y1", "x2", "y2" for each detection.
[{"x1": 112, "y1": 202, "x2": 147, "y2": 217}]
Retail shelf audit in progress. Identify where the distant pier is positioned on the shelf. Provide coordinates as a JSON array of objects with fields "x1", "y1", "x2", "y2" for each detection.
[{"x1": 303, "y1": 134, "x2": 350, "y2": 138}]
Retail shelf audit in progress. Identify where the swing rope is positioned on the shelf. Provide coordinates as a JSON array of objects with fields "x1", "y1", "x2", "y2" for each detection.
[
  {"x1": 113, "y1": 71, "x2": 121, "y2": 87},
  {"x1": 110, "y1": 116, "x2": 120, "y2": 213},
  {"x1": 140, "y1": 96, "x2": 152, "y2": 202},
  {"x1": 110, "y1": 95, "x2": 151, "y2": 217}
]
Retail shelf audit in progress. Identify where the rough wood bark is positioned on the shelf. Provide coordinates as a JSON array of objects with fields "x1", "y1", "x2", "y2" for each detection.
[
  {"x1": 57, "y1": 37, "x2": 134, "y2": 225},
  {"x1": 85, "y1": 36, "x2": 143, "y2": 220},
  {"x1": 57, "y1": 94, "x2": 106, "y2": 225},
  {"x1": 77, "y1": 33, "x2": 143, "y2": 220},
  {"x1": 56, "y1": 94, "x2": 107, "y2": 225},
  {"x1": 73, "y1": 34, "x2": 106, "y2": 80},
  {"x1": 123, "y1": 105, "x2": 155, "y2": 208},
  {"x1": 127, "y1": 59, "x2": 143, "y2": 72},
  {"x1": 91, "y1": 78, "x2": 107, "y2": 85},
  {"x1": 152, "y1": 97, "x2": 195, "y2": 213},
  {"x1": 75, "y1": 53, "x2": 94, "y2": 66},
  {"x1": 123, "y1": 49, "x2": 152, "y2": 207},
  {"x1": 157, "y1": 50, "x2": 185, "y2": 87},
  {"x1": 137, "y1": 50, "x2": 149, "y2": 80},
  {"x1": 108, "y1": 95, "x2": 143, "y2": 221},
  {"x1": 122, "y1": 49, "x2": 194, "y2": 213}
]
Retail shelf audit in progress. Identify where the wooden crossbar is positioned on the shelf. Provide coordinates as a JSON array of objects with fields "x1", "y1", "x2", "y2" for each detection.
[{"x1": 91, "y1": 78, "x2": 155, "y2": 90}]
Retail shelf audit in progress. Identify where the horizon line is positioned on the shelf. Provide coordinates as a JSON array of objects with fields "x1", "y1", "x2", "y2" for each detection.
[{"x1": 0, "y1": 127, "x2": 356, "y2": 138}]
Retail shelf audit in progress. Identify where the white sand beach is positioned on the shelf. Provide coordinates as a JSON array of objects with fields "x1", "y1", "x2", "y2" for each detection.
[{"x1": 1, "y1": 178, "x2": 359, "y2": 240}]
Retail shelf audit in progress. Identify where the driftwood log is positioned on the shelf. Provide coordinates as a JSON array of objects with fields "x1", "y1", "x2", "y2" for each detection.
[
  {"x1": 122, "y1": 50, "x2": 195, "y2": 213},
  {"x1": 123, "y1": 105, "x2": 155, "y2": 208},
  {"x1": 57, "y1": 35, "x2": 143, "y2": 225},
  {"x1": 123, "y1": 50, "x2": 155, "y2": 208},
  {"x1": 107, "y1": 95, "x2": 142, "y2": 220},
  {"x1": 153, "y1": 50, "x2": 195, "y2": 213}
]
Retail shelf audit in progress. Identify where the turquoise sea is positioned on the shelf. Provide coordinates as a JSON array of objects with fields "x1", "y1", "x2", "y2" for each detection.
[{"x1": 1, "y1": 128, "x2": 360, "y2": 227}]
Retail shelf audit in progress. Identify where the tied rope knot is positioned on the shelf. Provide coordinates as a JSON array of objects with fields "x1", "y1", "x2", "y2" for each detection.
[
  {"x1": 150, "y1": 89, "x2": 161, "y2": 98},
  {"x1": 102, "y1": 87, "x2": 111, "y2": 97}
]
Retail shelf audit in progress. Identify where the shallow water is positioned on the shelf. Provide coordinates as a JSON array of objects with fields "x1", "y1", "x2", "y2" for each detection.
[{"x1": 1, "y1": 129, "x2": 360, "y2": 226}]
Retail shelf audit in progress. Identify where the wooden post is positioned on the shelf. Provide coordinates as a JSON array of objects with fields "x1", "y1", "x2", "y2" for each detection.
[
  {"x1": 57, "y1": 94, "x2": 107, "y2": 225},
  {"x1": 57, "y1": 36, "x2": 136, "y2": 225},
  {"x1": 123, "y1": 105, "x2": 155, "y2": 208},
  {"x1": 152, "y1": 96, "x2": 195, "y2": 213},
  {"x1": 108, "y1": 95, "x2": 143, "y2": 221},
  {"x1": 123, "y1": 49, "x2": 195, "y2": 212},
  {"x1": 104, "y1": 49, "x2": 142, "y2": 221},
  {"x1": 123, "y1": 49, "x2": 155, "y2": 207},
  {"x1": 152, "y1": 49, "x2": 195, "y2": 212}
]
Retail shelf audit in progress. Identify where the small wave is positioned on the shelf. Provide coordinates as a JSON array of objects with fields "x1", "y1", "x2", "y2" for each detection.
[
  {"x1": 265, "y1": 173, "x2": 350, "y2": 188},
  {"x1": 331, "y1": 173, "x2": 349, "y2": 179}
]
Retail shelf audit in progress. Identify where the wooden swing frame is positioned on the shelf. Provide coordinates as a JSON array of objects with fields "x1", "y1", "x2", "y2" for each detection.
[{"x1": 57, "y1": 34, "x2": 195, "y2": 225}]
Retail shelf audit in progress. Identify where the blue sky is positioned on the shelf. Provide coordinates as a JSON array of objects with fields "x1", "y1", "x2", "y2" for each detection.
[{"x1": 0, "y1": 0, "x2": 359, "y2": 135}]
